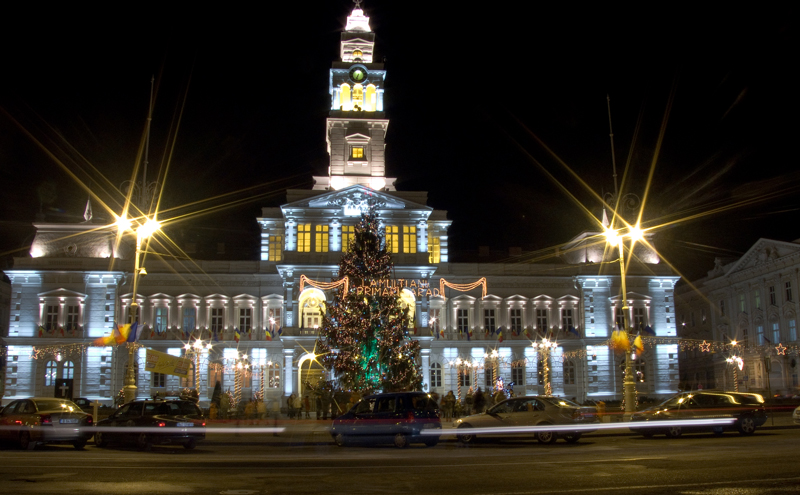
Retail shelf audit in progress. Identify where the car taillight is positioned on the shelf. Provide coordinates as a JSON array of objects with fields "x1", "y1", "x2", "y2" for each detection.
[
  {"x1": 201, "y1": 422, "x2": 206, "y2": 427},
  {"x1": 157, "y1": 422, "x2": 166, "y2": 427},
  {"x1": 86, "y1": 415, "x2": 93, "y2": 425},
  {"x1": 40, "y1": 415, "x2": 52, "y2": 425}
]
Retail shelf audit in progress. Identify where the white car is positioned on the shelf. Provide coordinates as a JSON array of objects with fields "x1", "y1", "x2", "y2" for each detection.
[{"x1": 793, "y1": 405, "x2": 800, "y2": 425}]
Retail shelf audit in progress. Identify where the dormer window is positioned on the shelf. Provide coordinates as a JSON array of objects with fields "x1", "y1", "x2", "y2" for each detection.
[
  {"x1": 350, "y1": 146, "x2": 365, "y2": 160},
  {"x1": 353, "y1": 49, "x2": 362, "y2": 62}
]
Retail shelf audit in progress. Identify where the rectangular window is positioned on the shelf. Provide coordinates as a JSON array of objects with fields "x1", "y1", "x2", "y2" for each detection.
[
  {"x1": 268, "y1": 235, "x2": 283, "y2": 261},
  {"x1": 754, "y1": 290, "x2": 761, "y2": 309},
  {"x1": 45, "y1": 305, "x2": 59, "y2": 330},
  {"x1": 484, "y1": 309, "x2": 496, "y2": 333},
  {"x1": 739, "y1": 293, "x2": 746, "y2": 313},
  {"x1": 182, "y1": 307, "x2": 196, "y2": 333},
  {"x1": 561, "y1": 308, "x2": 573, "y2": 329},
  {"x1": 430, "y1": 364, "x2": 442, "y2": 388},
  {"x1": 719, "y1": 300, "x2": 725, "y2": 317},
  {"x1": 563, "y1": 361, "x2": 576, "y2": 385},
  {"x1": 633, "y1": 307, "x2": 646, "y2": 329},
  {"x1": 152, "y1": 373, "x2": 166, "y2": 388},
  {"x1": 458, "y1": 369, "x2": 472, "y2": 387},
  {"x1": 154, "y1": 307, "x2": 168, "y2": 333},
  {"x1": 741, "y1": 327, "x2": 749, "y2": 347},
  {"x1": 536, "y1": 309, "x2": 548, "y2": 331},
  {"x1": 428, "y1": 236, "x2": 440, "y2": 263},
  {"x1": 268, "y1": 307, "x2": 281, "y2": 329},
  {"x1": 485, "y1": 368, "x2": 494, "y2": 389},
  {"x1": 402, "y1": 226, "x2": 417, "y2": 254},
  {"x1": 457, "y1": 309, "x2": 469, "y2": 333},
  {"x1": 239, "y1": 308, "x2": 252, "y2": 332},
  {"x1": 769, "y1": 286, "x2": 776, "y2": 306},
  {"x1": 786, "y1": 282, "x2": 793, "y2": 302},
  {"x1": 756, "y1": 324, "x2": 764, "y2": 345},
  {"x1": 790, "y1": 319, "x2": 797, "y2": 341},
  {"x1": 385, "y1": 225, "x2": 399, "y2": 253},
  {"x1": 772, "y1": 322, "x2": 780, "y2": 344},
  {"x1": 510, "y1": 309, "x2": 522, "y2": 333},
  {"x1": 511, "y1": 366, "x2": 524, "y2": 386},
  {"x1": 342, "y1": 226, "x2": 355, "y2": 253},
  {"x1": 430, "y1": 308, "x2": 440, "y2": 332},
  {"x1": 615, "y1": 307, "x2": 625, "y2": 329},
  {"x1": 297, "y1": 224, "x2": 311, "y2": 253},
  {"x1": 690, "y1": 312, "x2": 696, "y2": 327},
  {"x1": 350, "y1": 146, "x2": 365, "y2": 159},
  {"x1": 210, "y1": 308, "x2": 224, "y2": 334},
  {"x1": 66, "y1": 305, "x2": 80, "y2": 330},
  {"x1": 315, "y1": 225, "x2": 329, "y2": 252}
]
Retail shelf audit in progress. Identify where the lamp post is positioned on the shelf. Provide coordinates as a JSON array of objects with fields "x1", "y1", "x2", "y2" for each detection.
[
  {"x1": 118, "y1": 215, "x2": 161, "y2": 404},
  {"x1": 184, "y1": 339, "x2": 212, "y2": 394},
  {"x1": 532, "y1": 339, "x2": 557, "y2": 396},
  {"x1": 604, "y1": 225, "x2": 643, "y2": 420}
]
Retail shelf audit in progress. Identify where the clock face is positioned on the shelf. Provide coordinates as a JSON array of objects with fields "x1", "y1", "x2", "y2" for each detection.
[{"x1": 349, "y1": 66, "x2": 367, "y2": 83}]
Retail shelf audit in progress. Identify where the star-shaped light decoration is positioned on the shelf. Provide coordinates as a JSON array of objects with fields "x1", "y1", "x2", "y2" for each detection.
[
  {"x1": 700, "y1": 340, "x2": 711, "y2": 352},
  {"x1": 776, "y1": 343, "x2": 787, "y2": 356}
]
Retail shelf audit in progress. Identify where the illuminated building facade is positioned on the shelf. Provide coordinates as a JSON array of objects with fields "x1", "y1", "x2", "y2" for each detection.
[
  {"x1": 676, "y1": 238, "x2": 800, "y2": 395},
  {"x1": 2, "y1": 5, "x2": 680, "y2": 407}
]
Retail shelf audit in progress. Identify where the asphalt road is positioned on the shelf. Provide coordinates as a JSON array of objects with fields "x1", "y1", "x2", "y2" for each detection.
[{"x1": 1, "y1": 428, "x2": 799, "y2": 495}]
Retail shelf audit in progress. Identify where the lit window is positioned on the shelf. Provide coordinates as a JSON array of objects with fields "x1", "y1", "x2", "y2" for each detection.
[
  {"x1": 402, "y1": 226, "x2": 417, "y2": 253},
  {"x1": 351, "y1": 147, "x2": 365, "y2": 159},
  {"x1": 561, "y1": 308, "x2": 573, "y2": 329},
  {"x1": 511, "y1": 366, "x2": 524, "y2": 386},
  {"x1": 772, "y1": 322, "x2": 781, "y2": 344},
  {"x1": 430, "y1": 363, "x2": 442, "y2": 388},
  {"x1": 457, "y1": 309, "x2": 469, "y2": 333},
  {"x1": 154, "y1": 307, "x2": 168, "y2": 333},
  {"x1": 269, "y1": 235, "x2": 283, "y2": 261},
  {"x1": 563, "y1": 361, "x2": 576, "y2": 385},
  {"x1": 510, "y1": 309, "x2": 522, "y2": 333},
  {"x1": 352, "y1": 84, "x2": 364, "y2": 109},
  {"x1": 385, "y1": 225, "x2": 399, "y2": 253},
  {"x1": 352, "y1": 49, "x2": 362, "y2": 59},
  {"x1": 297, "y1": 224, "x2": 311, "y2": 252},
  {"x1": 789, "y1": 319, "x2": 797, "y2": 341},
  {"x1": 428, "y1": 236, "x2": 440, "y2": 263},
  {"x1": 342, "y1": 226, "x2": 355, "y2": 252},
  {"x1": 182, "y1": 307, "x2": 196, "y2": 333},
  {"x1": 315, "y1": 225, "x2": 329, "y2": 252},
  {"x1": 45, "y1": 361, "x2": 57, "y2": 386},
  {"x1": 484, "y1": 309, "x2": 496, "y2": 333},
  {"x1": 62, "y1": 361, "x2": 74, "y2": 380}
]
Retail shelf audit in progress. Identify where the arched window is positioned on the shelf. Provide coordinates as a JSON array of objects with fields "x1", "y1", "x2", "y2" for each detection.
[
  {"x1": 62, "y1": 361, "x2": 75, "y2": 379},
  {"x1": 365, "y1": 84, "x2": 376, "y2": 111},
  {"x1": 430, "y1": 362, "x2": 442, "y2": 388},
  {"x1": 44, "y1": 361, "x2": 57, "y2": 386},
  {"x1": 340, "y1": 83, "x2": 351, "y2": 110},
  {"x1": 352, "y1": 84, "x2": 364, "y2": 109}
]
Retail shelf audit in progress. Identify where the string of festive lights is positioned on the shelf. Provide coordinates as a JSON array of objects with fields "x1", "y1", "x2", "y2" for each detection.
[
  {"x1": 299, "y1": 274, "x2": 350, "y2": 297},
  {"x1": 440, "y1": 277, "x2": 487, "y2": 300}
]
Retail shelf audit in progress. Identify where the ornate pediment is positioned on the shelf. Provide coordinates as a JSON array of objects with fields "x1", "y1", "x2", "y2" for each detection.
[
  {"x1": 286, "y1": 185, "x2": 429, "y2": 217},
  {"x1": 724, "y1": 239, "x2": 800, "y2": 276}
]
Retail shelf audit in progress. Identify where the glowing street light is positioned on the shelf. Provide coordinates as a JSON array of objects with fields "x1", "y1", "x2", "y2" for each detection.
[
  {"x1": 118, "y1": 214, "x2": 161, "y2": 404},
  {"x1": 605, "y1": 223, "x2": 645, "y2": 420}
]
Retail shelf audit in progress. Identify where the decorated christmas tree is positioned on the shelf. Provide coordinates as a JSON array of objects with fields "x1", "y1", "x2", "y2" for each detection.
[{"x1": 317, "y1": 208, "x2": 422, "y2": 394}]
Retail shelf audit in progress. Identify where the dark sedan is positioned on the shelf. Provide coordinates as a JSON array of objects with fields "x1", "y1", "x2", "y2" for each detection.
[
  {"x1": 630, "y1": 390, "x2": 767, "y2": 438},
  {"x1": 0, "y1": 398, "x2": 94, "y2": 450},
  {"x1": 95, "y1": 399, "x2": 205, "y2": 450}
]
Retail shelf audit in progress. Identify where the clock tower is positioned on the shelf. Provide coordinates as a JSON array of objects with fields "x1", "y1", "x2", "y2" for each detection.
[{"x1": 313, "y1": 2, "x2": 395, "y2": 191}]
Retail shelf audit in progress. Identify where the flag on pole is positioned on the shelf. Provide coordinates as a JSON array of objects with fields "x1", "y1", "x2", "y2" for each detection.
[
  {"x1": 234, "y1": 329, "x2": 241, "y2": 343},
  {"x1": 265, "y1": 328, "x2": 273, "y2": 341},
  {"x1": 644, "y1": 325, "x2": 655, "y2": 335},
  {"x1": 568, "y1": 326, "x2": 580, "y2": 338},
  {"x1": 125, "y1": 322, "x2": 140, "y2": 343},
  {"x1": 497, "y1": 329, "x2": 504, "y2": 343}
]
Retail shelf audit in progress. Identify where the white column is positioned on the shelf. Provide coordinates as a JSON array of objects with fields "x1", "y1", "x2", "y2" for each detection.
[
  {"x1": 421, "y1": 349, "x2": 431, "y2": 392},
  {"x1": 283, "y1": 348, "x2": 294, "y2": 396}
]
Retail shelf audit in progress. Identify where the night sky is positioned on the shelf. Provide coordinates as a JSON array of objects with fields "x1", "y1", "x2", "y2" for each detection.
[{"x1": 0, "y1": 2, "x2": 795, "y2": 281}]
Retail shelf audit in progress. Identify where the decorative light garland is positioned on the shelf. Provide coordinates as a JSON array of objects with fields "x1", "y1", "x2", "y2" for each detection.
[{"x1": 440, "y1": 278, "x2": 487, "y2": 300}]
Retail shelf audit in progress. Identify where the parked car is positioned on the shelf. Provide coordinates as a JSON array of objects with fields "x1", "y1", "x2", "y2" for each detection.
[
  {"x1": 330, "y1": 392, "x2": 441, "y2": 448},
  {"x1": 0, "y1": 398, "x2": 94, "y2": 450},
  {"x1": 72, "y1": 398, "x2": 93, "y2": 413},
  {"x1": 94, "y1": 399, "x2": 205, "y2": 450},
  {"x1": 629, "y1": 390, "x2": 767, "y2": 438},
  {"x1": 793, "y1": 405, "x2": 800, "y2": 425},
  {"x1": 454, "y1": 396, "x2": 598, "y2": 444}
]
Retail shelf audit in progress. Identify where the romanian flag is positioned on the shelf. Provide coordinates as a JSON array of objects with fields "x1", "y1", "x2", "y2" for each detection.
[
  {"x1": 234, "y1": 329, "x2": 241, "y2": 343},
  {"x1": 125, "y1": 322, "x2": 140, "y2": 343},
  {"x1": 568, "y1": 326, "x2": 580, "y2": 338},
  {"x1": 467, "y1": 329, "x2": 472, "y2": 341},
  {"x1": 497, "y1": 329, "x2": 504, "y2": 343},
  {"x1": 439, "y1": 329, "x2": 445, "y2": 339},
  {"x1": 633, "y1": 335, "x2": 644, "y2": 354},
  {"x1": 93, "y1": 323, "x2": 131, "y2": 346},
  {"x1": 524, "y1": 328, "x2": 532, "y2": 339},
  {"x1": 277, "y1": 327, "x2": 283, "y2": 337},
  {"x1": 38, "y1": 326, "x2": 44, "y2": 338},
  {"x1": 265, "y1": 328, "x2": 273, "y2": 341}
]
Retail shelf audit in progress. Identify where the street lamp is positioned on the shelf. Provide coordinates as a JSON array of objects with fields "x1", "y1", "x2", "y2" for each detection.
[
  {"x1": 118, "y1": 214, "x2": 161, "y2": 403},
  {"x1": 604, "y1": 224, "x2": 644, "y2": 420}
]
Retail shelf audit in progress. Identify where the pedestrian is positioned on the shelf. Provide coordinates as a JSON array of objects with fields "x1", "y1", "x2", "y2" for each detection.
[
  {"x1": 473, "y1": 387, "x2": 485, "y2": 414},
  {"x1": 303, "y1": 395, "x2": 311, "y2": 419},
  {"x1": 315, "y1": 395, "x2": 323, "y2": 420},
  {"x1": 465, "y1": 387, "x2": 474, "y2": 415},
  {"x1": 288, "y1": 394, "x2": 297, "y2": 419},
  {"x1": 442, "y1": 390, "x2": 456, "y2": 422}
]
